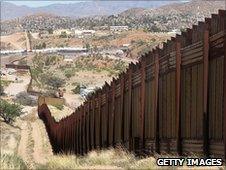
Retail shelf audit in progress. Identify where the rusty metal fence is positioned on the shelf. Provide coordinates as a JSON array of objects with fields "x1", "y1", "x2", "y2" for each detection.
[{"x1": 38, "y1": 10, "x2": 226, "y2": 158}]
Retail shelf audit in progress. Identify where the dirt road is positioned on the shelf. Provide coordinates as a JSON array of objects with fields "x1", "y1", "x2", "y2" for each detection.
[
  {"x1": 17, "y1": 121, "x2": 34, "y2": 168},
  {"x1": 17, "y1": 109, "x2": 53, "y2": 168},
  {"x1": 3, "y1": 71, "x2": 53, "y2": 167},
  {"x1": 4, "y1": 75, "x2": 30, "y2": 96}
]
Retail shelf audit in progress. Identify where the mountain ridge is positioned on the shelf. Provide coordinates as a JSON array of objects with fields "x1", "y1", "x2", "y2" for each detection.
[
  {"x1": 1, "y1": 0, "x2": 225, "y2": 35},
  {"x1": 1, "y1": 1, "x2": 179, "y2": 20}
]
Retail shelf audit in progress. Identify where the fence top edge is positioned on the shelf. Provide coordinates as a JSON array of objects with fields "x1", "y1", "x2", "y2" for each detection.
[{"x1": 52, "y1": 10, "x2": 225, "y2": 124}]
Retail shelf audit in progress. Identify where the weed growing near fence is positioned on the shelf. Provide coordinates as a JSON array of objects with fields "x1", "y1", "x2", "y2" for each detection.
[
  {"x1": 0, "y1": 153, "x2": 28, "y2": 170},
  {"x1": 0, "y1": 99, "x2": 23, "y2": 124},
  {"x1": 37, "y1": 148, "x2": 160, "y2": 169}
]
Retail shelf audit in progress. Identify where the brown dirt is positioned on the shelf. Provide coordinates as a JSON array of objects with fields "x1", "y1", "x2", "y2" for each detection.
[
  {"x1": 17, "y1": 109, "x2": 53, "y2": 168},
  {"x1": 1, "y1": 32, "x2": 26, "y2": 50},
  {"x1": 4, "y1": 75, "x2": 30, "y2": 96},
  {"x1": 17, "y1": 121, "x2": 33, "y2": 168},
  {"x1": 92, "y1": 30, "x2": 171, "y2": 47},
  {"x1": 63, "y1": 70, "x2": 113, "y2": 109},
  {"x1": 31, "y1": 121, "x2": 46, "y2": 164},
  {"x1": 28, "y1": 30, "x2": 170, "y2": 51},
  {"x1": 0, "y1": 119, "x2": 21, "y2": 155}
]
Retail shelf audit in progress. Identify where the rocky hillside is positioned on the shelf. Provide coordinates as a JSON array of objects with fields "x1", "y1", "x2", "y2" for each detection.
[
  {"x1": 75, "y1": 0, "x2": 225, "y2": 31},
  {"x1": 1, "y1": 0, "x2": 225, "y2": 35},
  {"x1": 1, "y1": 1, "x2": 176, "y2": 20}
]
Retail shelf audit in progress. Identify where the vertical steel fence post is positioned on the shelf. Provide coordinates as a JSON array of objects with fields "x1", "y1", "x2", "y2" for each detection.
[
  {"x1": 220, "y1": 10, "x2": 226, "y2": 160},
  {"x1": 154, "y1": 48, "x2": 160, "y2": 154},
  {"x1": 112, "y1": 79, "x2": 116, "y2": 147},
  {"x1": 203, "y1": 20, "x2": 210, "y2": 157},
  {"x1": 175, "y1": 35, "x2": 182, "y2": 155},
  {"x1": 128, "y1": 66, "x2": 132, "y2": 151},
  {"x1": 140, "y1": 56, "x2": 146, "y2": 153},
  {"x1": 120, "y1": 74, "x2": 125, "y2": 146}
]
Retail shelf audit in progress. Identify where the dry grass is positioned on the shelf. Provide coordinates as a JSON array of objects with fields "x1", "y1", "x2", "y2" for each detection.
[
  {"x1": 48, "y1": 105, "x2": 73, "y2": 122},
  {"x1": 0, "y1": 153, "x2": 28, "y2": 170},
  {"x1": 0, "y1": 119, "x2": 21, "y2": 155},
  {"x1": 79, "y1": 148, "x2": 136, "y2": 168},
  {"x1": 37, "y1": 155, "x2": 79, "y2": 169},
  {"x1": 37, "y1": 148, "x2": 159, "y2": 169},
  {"x1": 36, "y1": 148, "x2": 225, "y2": 170}
]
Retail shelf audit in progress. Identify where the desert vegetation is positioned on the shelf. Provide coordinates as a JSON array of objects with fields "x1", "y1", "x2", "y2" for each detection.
[
  {"x1": 13, "y1": 92, "x2": 37, "y2": 106},
  {"x1": 1, "y1": 154, "x2": 28, "y2": 170},
  {"x1": 73, "y1": 55, "x2": 128, "y2": 76},
  {"x1": 30, "y1": 53, "x2": 129, "y2": 94},
  {"x1": 0, "y1": 99, "x2": 23, "y2": 124}
]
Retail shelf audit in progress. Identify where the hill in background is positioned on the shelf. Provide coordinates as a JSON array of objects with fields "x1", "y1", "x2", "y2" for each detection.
[
  {"x1": 1, "y1": 1, "x2": 179, "y2": 20},
  {"x1": 1, "y1": 0, "x2": 225, "y2": 35}
]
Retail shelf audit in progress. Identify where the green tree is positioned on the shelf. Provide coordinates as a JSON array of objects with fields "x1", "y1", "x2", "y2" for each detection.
[
  {"x1": 0, "y1": 100, "x2": 23, "y2": 124},
  {"x1": 0, "y1": 80, "x2": 4, "y2": 96},
  {"x1": 0, "y1": 84, "x2": 4, "y2": 96},
  {"x1": 64, "y1": 69, "x2": 75, "y2": 78},
  {"x1": 85, "y1": 43, "x2": 90, "y2": 51},
  {"x1": 151, "y1": 25, "x2": 161, "y2": 32},
  {"x1": 48, "y1": 28, "x2": 53, "y2": 34},
  {"x1": 93, "y1": 45, "x2": 98, "y2": 52},
  {"x1": 59, "y1": 31, "x2": 67, "y2": 38},
  {"x1": 45, "y1": 75, "x2": 66, "y2": 89},
  {"x1": 42, "y1": 42, "x2": 46, "y2": 49},
  {"x1": 14, "y1": 92, "x2": 37, "y2": 106},
  {"x1": 72, "y1": 85, "x2": 81, "y2": 94}
]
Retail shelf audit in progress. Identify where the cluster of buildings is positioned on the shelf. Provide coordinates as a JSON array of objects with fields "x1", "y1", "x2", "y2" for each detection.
[
  {"x1": 38, "y1": 25, "x2": 129, "y2": 38},
  {"x1": 109, "y1": 26, "x2": 129, "y2": 32},
  {"x1": 53, "y1": 29, "x2": 96, "y2": 38}
]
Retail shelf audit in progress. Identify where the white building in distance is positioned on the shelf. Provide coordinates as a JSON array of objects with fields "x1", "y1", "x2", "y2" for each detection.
[
  {"x1": 72, "y1": 29, "x2": 96, "y2": 38},
  {"x1": 110, "y1": 26, "x2": 129, "y2": 32},
  {"x1": 53, "y1": 29, "x2": 73, "y2": 36}
]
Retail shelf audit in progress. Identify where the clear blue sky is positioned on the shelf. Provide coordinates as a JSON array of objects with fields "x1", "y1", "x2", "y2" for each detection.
[{"x1": 5, "y1": 1, "x2": 84, "y2": 7}]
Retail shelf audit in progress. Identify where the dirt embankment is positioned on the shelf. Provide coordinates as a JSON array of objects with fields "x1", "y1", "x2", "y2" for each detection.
[
  {"x1": 17, "y1": 110, "x2": 53, "y2": 168},
  {"x1": 1, "y1": 70, "x2": 53, "y2": 168},
  {"x1": 1, "y1": 32, "x2": 26, "y2": 50},
  {"x1": 1, "y1": 108, "x2": 53, "y2": 168}
]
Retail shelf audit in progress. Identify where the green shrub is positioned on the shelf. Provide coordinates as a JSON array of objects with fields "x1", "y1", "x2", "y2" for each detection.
[
  {"x1": 52, "y1": 104, "x2": 64, "y2": 110},
  {"x1": 59, "y1": 31, "x2": 67, "y2": 38},
  {"x1": 0, "y1": 99, "x2": 23, "y2": 124},
  {"x1": 0, "y1": 82, "x2": 4, "y2": 96},
  {"x1": 72, "y1": 85, "x2": 81, "y2": 94},
  {"x1": 0, "y1": 80, "x2": 13, "y2": 87},
  {"x1": 48, "y1": 28, "x2": 53, "y2": 34},
  {"x1": 71, "y1": 82, "x2": 80, "y2": 86},
  {"x1": 64, "y1": 69, "x2": 75, "y2": 78},
  {"x1": 34, "y1": 42, "x2": 46, "y2": 49},
  {"x1": 45, "y1": 55, "x2": 62, "y2": 66},
  {"x1": 42, "y1": 74, "x2": 66, "y2": 89},
  {"x1": 13, "y1": 92, "x2": 37, "y2": 106},
  {"x1": 42, "y1": 90, "x2": 57, "y2": 98},
  {"x1": 113, "y1": 60, "x2": 128, "y2": 73}
]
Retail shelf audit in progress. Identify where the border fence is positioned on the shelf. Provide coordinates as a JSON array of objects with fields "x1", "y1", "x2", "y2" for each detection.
[{"x1": 38, "y1": 10, "x2": 226, "y2": 158}]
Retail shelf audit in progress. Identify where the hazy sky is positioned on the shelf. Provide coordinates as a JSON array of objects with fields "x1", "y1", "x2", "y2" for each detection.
[
  {"x1": 6, "y1": 1, "x2": 83, "y2": 7},
  {"x1": 6, "y1": 0, "x2": 190, "y2": 7}
]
